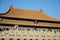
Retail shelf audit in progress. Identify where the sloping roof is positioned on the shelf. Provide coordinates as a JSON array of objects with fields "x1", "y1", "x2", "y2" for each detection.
[{"x1": 0, "y1": 6, "x2": 60, "y2": 22}]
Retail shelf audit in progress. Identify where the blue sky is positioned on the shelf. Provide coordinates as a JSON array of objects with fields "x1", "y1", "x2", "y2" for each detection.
[{"x1": 0, "y1": 0, "x2": 60, "y2": 20}]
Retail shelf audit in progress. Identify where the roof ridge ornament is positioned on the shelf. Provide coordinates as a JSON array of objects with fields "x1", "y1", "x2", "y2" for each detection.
[
  {"x1": 9, "y1": 5, "x2": 13, "y2": 10},
  {"x1": 40, "y1": 9, "x2": 43, "y2": 12}
]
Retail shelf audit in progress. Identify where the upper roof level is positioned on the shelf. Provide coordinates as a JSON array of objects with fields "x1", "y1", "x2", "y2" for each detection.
[{"x1": 0, "y1": 6, "x2": 60, "y2": 22}]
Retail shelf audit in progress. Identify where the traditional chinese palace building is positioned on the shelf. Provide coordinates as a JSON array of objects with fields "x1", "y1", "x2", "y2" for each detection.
[{"x1": 0, "y1": 6, "x2": 60, "y2": 40}]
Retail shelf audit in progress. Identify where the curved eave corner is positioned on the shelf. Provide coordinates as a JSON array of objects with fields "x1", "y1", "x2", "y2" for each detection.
[
  {"x1": 37, "y1": 10, "x2": 60, "y2": 22},
  {"x1": 0, "y1": 6, "x2": 14, "y2": 16}
]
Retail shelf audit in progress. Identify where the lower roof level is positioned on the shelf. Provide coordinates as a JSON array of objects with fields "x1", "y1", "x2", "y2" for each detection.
[{"x1": 0, "y1": 20, "x2": 60, "y2": 28}]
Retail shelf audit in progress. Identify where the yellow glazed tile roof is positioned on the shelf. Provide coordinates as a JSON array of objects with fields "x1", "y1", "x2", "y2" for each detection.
[{"x1": 0, "y1": 6, "x2": 60, "y2": 22}]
